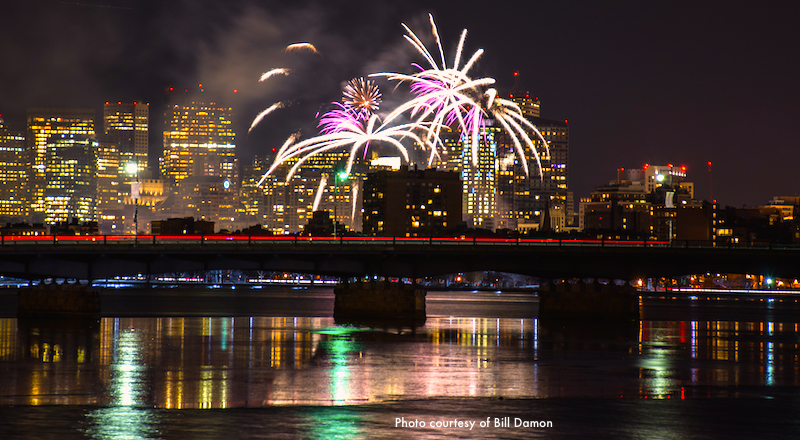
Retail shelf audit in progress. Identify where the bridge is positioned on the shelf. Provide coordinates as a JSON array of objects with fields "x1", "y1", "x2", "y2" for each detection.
[{"x1": 1, "y1": 235, "x2": 799, "y2": 281}]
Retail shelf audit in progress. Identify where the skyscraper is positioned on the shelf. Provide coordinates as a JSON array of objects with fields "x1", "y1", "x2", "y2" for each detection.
[
  {"x1": 104, "y1": 101, "x2": 149, "y2": 173},
  {"x1": 496, "y1": 116, "x2": 569, "y2": 231},
  {"x1": 44, "y1": 135, "x2": 97, "y2": 226},
  {"x1": 436, "y1": 124, "x2": 499, "y2": 229},
  {"x1": 461, "y1": 123, "x2": 502, "y2": 230},
  {"x1": 0, "y1": 116, "x2": 27, "y2": 223},
  {"x1": 160, "y1": 101, "x2": 236, "y2": 184},
  {"x1": 27, "y1": 108, "x2": 95, "y2": 222},
  {"x1": 95, "y1": 138, "x2": 122, "y2": 233},
  {"x1": 510, "y1": 71, "x2": 541, "y2": 118},
  {"x1": 161, "y1": 100, "x2": 238, "y2": 231}
]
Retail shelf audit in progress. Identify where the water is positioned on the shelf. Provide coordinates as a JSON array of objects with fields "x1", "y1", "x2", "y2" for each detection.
[{"x1": 1, "y1": 288, "x2": 800, "y2": 438}]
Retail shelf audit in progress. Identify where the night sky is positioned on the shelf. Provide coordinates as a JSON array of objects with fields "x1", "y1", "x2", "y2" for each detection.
[{"x1": 1, "y1": 0, "x2": 798, "y2": 208}]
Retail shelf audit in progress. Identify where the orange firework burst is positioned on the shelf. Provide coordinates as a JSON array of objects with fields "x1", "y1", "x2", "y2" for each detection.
[
  {"x1": 342, "y1": 77, "x2": 381, "y2": 119},
  {"x1": 285, "y1": 42, "x2": 319, "y2": 54}
]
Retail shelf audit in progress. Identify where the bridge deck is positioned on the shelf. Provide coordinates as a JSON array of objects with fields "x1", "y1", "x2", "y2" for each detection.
[{"x1": 0, "y1": 235, "x2": 798, "y2": 281}]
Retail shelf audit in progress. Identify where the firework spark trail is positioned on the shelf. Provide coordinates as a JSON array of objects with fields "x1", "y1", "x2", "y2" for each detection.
[
  {"x1": 312, "y1": 174, "x2": 327, "y2": 212},
  {"x1": 259, "y1": 68, "x2": 290, "y2": 82},
  {"x1": 318, "y1": 102, "x2": 362, "y2": 135},
  {"x1": 487, "y1": 94, "x2": 552, "y2": 177},
  {"x1": 248, "y1": 101, "x2": 286, "y2": 133},
  {"x1": 285, "y1": 42, "x2": 319, "y2": 54},
  {"x1": 318, "y1": 101, "x2": 378, "y2": 160},
  {"x1": 428, "y1": 14, "x2": 447, "y2": 70},
  {"x1": 256, "y1": 132, "x2": 301, "y2": 187},
  {"x1": 350, "y1": 181, "x2": 359, "y2": 228},
  {"x1": 273, "y1": 131, "x2": 302, "y2": 162},
  {"x1": 342, "y1": 77, "x2": 381, "y2": 120},
  {"x1": 288, "y1": 116, "x2": 418, "y2": 180},
  {"x1": 374, "y1": 71, "x2": 493, "y2": 165}
]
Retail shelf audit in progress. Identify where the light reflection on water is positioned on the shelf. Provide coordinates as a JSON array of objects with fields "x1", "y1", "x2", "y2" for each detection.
[
  {"x1": 1, "y1": 291, "x2": 800, "y2": 437},
  {"x1": 0, "y1": 301, "x2": 798, "y2": 408}
]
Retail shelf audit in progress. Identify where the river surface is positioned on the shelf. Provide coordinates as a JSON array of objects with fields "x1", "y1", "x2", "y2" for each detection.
[{"x1": 1, "y1": 287, "x2": 799, "y2": 439}]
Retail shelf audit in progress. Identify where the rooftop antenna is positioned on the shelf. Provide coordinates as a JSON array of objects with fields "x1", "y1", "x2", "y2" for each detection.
[{"x1": 708, "y1": 161, "x2": 714, "y2": 204}]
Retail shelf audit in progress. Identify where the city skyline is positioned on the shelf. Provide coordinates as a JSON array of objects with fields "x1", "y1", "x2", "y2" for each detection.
[{"x1": 1, "y1": 1, "x2": 798, "y2": 208}]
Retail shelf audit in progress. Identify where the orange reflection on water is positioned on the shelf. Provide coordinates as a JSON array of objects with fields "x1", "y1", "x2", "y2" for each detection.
[
  {"x1": 1, "y1": 309, "x2": 798, "y2": 406},
  {"x1": 637, "y1": 318, "x2": 800, "y2": 398}
]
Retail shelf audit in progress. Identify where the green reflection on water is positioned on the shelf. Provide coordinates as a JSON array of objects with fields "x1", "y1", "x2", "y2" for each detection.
[
  {"x1": 315, "y1": 326, "x2": 364, "y2": 404},
  {"x1": 300, "y1": 407, "x2": 365, "y2": 440},
  {"x1": 85, "y1": 324, "x2": 161, "y2": 439},
  {"x1": 85, "y1": 407, "x2": 161, "y2": 440}
]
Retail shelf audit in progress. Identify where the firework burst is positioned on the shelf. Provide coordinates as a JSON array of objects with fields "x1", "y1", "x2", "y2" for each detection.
[
  {"x1": 260, "y1": 107, "x2": 423, "y2": 183},
  {"x1": 285, "y1": 42, "x2": 319, "y2": 54},
  {"x1": 342, "y1": 77, "x2": 381, "y2": 120},
  {"x1": 373, "y1": 14, "x2": 550, "y2": 177},
  {"x1": 259, "y1": 68, "x2": 290, "y2": 82},
  {"x1": 372, "y1": 14, "x2": 493, "y2": 167}
]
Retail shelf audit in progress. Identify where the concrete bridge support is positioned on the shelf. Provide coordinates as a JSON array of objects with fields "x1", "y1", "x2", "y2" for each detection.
[
  {"x1": 333, "y1": 280, "x2": 426, "y2": 326},
  {"x1": 538, "y1": 280, "x2": 639, "y2": 321}
]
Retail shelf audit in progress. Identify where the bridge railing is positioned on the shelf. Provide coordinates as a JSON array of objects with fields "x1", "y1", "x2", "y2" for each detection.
[
  {"x1": 0, "y1": 234, "x2": 712, "y2": 248},
  {"x1": 2, "y1": 234, "x2": 799, "y2": 250}
]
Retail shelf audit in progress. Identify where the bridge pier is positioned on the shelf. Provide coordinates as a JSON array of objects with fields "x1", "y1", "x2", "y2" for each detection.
[
  {"x1": 538, "y1": 280, "x2": 639, "y2": 321},
  {"x1": 17, "y1": 282, "x2": 101, "y2": 320},
  {"x1": 333, "y1": 279, "x2": 426, "y2": 326}
]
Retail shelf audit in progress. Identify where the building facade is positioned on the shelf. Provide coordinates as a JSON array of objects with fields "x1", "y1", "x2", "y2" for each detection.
[
  {"x1": 43, "y1": 136, "x2": 97, "y2": 226},
  {"x1": 27, "y1": 108, "x2": 95, "y2": 222},
  {"x1": 362, "y1": 168, "x2": 461, "y2": 237},
  {"x1": 160, "y1": 101, "x2": 236, "y2": 184},
  {"x1": 496, "y1": 116, "x2": 569, "y2": 232},
  {"x1": 160, "y1": 100, "x2": 239, "y2": 231},
  {"x1": 104, "y1": 101, "x2": 149, "y2": 173},
  {"x1": 0, "y1": 117, "x2": 27, "y2": 223}
]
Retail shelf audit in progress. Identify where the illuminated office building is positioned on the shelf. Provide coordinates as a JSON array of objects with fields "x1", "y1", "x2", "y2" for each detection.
[
  {"x1": 461, "y1": 123, "x2": 501, "y2": 229},
  {"x1": 260, "y1": 149, "x2": 364, "y2": 234},
  {"x1": 44, "y1": 135, "x2": 97, "y2": 225},
  {"x1": 363, "y1": 168, "x2": 461, "y2": 237},
  {"x1": 0, "y1": 117, "x2": 27, "y2": 222},
  {"x1": 27, "y1": 108, "x2": 95, "y2": 222},
  {"x1": 259, "y1": 169, "x2": 310, "y2": 235},
  {"x1": 436, "y1": 122, "x2": 500, "y2": 229},
  {"x1": 160, "y1": 101, "x2": 236, "y2": 184},
  {"x1": 179, "y1": 175, "x2": 238, "y2": 231},
  {"x1": 160, "y1": 100, "x2": 238, "y2": 230},
  {"x1": 495, "y1": 116, "x2": 569, "y2": 232},
  {"x1": 95, "y1": 138, "x2": 123, "y2": 234},
  {"x1": 104, "y1": 101, "x2": 149, "y2": 173},
  {"x1": 436, "y1": 110, "x2": 569, "y2": 232},
  {"x1": 240, "y1": 156, "x2": 270, "y2": 223},
  {"x1": 580, "y1": 163, "x2": 693, "y2": 241},
  {"x1": 509, "y1": 72, "x2": 541, "y2": 118}
]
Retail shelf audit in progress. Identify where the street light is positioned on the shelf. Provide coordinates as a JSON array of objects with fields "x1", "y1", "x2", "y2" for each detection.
[
  {"x1": 333, "y1": 170, "x2": 349, "y2": 238},
  {"x1": 126, "y1": 162, "x2": 139, "y2": 236}
]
